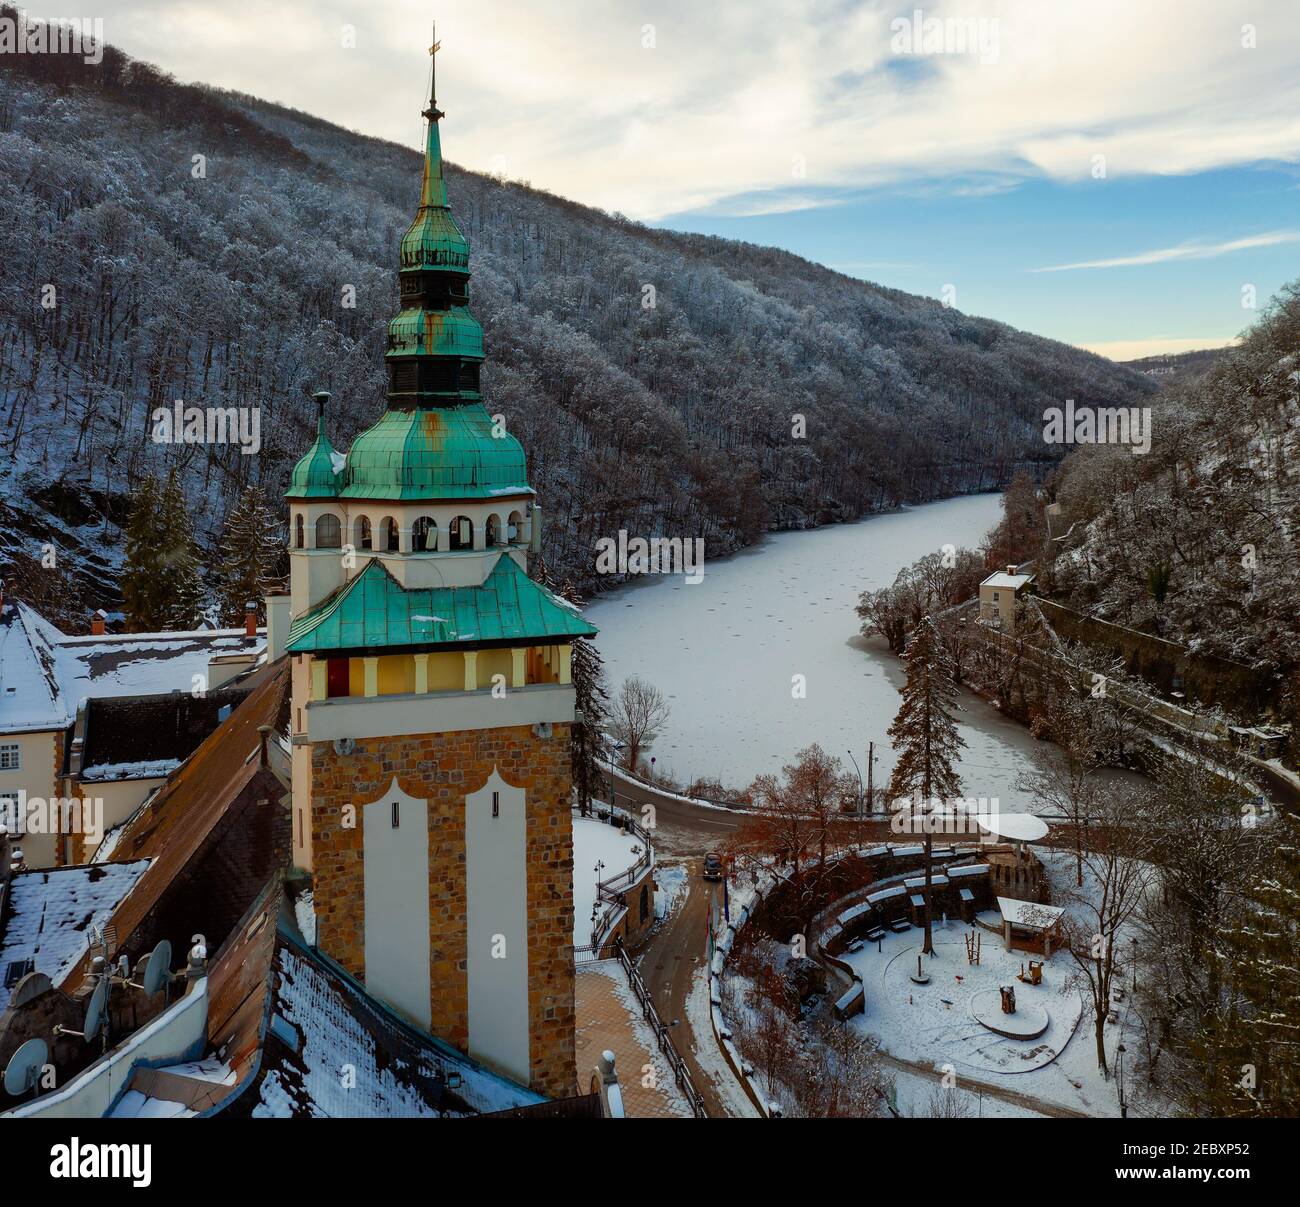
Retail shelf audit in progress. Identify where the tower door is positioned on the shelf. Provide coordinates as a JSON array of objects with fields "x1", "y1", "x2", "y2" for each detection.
[{"x1": 326, "y1": 657, "x2": 350, "y2": 698}]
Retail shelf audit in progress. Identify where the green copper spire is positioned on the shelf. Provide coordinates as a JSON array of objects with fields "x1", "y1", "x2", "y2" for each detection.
[
  {"x1": 287, "y1": 390, "x2": 340, "y2": 498},
  {"x1": 400, "y1": 30, "x2": 469, "y2": 277}
]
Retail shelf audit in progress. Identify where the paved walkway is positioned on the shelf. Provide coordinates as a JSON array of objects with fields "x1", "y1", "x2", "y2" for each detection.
[{"x1": 575, "y1": 962, "x2": 692, "y2": 1118}]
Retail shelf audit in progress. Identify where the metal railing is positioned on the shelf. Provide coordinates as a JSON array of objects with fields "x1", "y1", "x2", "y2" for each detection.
[
  {"x1": 584, "y1": 804, "x2": 654, "y2": 949},
  {"x1": 612, "y1": 940, "x2": 709, "y2": 1118}
]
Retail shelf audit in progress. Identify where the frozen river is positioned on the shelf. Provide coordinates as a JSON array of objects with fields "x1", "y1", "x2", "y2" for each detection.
[{"x1": 585, "y1": 493, "x2": 1085, "y2": 815}]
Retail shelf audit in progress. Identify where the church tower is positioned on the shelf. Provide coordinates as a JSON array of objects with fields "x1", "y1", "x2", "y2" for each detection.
[{"x1": 280, "y1": 38, "x2": 593, "y2": 1097}]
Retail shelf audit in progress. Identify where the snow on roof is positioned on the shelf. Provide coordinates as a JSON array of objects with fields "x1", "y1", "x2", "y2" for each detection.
[
  {"x1": 0, "y1": 601, "x2": 65, "y2": 733},
  {"x1": 248, "y1": 939, "x2": 542, "y2": 1118},
  {"x1": 0, "y1": 601, "x2": 265, "y2": 735},
  {"x1": 79, "y1": 758, "x2": 181, "y2": 783},
  {"x1": 947, "y1": 862, "x2": 990, "y2": 877},
  {"x1": 981, "y1": 571, "x2": 1034, "y2": 591},
  {"x1": 904, "y1": 874, "x2": 949, "y2": 889},
  {"x1": 996, "y1": 897, "x2": 1065, "y2": 929},
  {"x1": 0, "y1": 860, "x2": 151, "y2": 1010},
  {"x1": 976, "y1": 813, "x2": 1049, "y2": 842}
]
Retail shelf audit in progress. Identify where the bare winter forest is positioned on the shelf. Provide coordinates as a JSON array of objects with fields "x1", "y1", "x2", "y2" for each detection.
[{"x1": 0, "y1": 26, "x2": 1151, "y2": 624}]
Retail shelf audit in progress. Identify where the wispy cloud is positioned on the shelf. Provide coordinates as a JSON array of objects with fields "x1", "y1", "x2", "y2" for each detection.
[
  {"x1": 84, "y1": 0, "x2": 1300, "y2": 222},
  {"x1": 1031, "y1": 230, "x2": 1300, "y2": 273}
]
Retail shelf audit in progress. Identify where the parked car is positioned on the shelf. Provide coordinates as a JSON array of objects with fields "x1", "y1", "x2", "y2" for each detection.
[{"x1": 702, "y1": 853, "x2": 724, "y2": 881}]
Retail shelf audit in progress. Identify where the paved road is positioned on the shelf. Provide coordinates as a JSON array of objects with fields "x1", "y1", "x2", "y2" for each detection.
[
  {"x1": 637, "y1": 858, "x2": 753, "y2": 1119},
  {"x1": 597, "y1": 768, "x2": 744, "y2": 857}
]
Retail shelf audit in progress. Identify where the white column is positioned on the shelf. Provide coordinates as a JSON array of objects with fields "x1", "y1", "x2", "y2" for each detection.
[
  {"x1": 363, "y1": 656, "x2": 379, "y2": 698},
  {"x1": 463, "y1": 650, "x2": 478, "y2": 691}
]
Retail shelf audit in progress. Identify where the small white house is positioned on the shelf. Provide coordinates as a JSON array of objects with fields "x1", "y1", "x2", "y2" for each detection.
[{"x1": 978, "y1": 565, "x2": 1035, "y2": 635}]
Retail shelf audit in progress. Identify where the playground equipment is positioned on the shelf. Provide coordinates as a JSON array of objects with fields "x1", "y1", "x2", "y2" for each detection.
[
  {"x1": 1017, "y1": 959, "x2": 1043, "y2": 986},
  {"x1": 965, "y1": 929, "x2": 982, "y2": 965},
  {"x1": 909, "y1": 954, "x2": 931, "y2": 985},
  {"x1": 999, "y1": 984, "x2": 1017, "y2": 1015}
]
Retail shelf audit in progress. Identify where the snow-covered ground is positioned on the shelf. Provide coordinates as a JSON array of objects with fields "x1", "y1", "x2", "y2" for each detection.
[
  {"x1": 654, "y1": 862, "x2": 687, "y2": 922},
  {"x1": 684, "y1": 964, "x2": 763, "y2": 1118},
  {"x1": 838, "y1": 847, "x2": 1142, "y2": 1118},
  {"x1": 571, "y1": 810, "x2": 646, "y2": 946},
  {"x1": 890, "y1": 1066, "x2": 1049, "y2": 1119}
]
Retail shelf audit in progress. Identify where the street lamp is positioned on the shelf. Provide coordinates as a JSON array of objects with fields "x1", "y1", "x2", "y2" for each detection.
[{"x1": 847, "y1": 750, "x2": 864, "y2": 815}]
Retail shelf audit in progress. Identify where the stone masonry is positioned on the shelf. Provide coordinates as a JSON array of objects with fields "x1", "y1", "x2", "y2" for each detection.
[{"x1": 309, "y1": 722, "x2": 576, "y2": 1098}]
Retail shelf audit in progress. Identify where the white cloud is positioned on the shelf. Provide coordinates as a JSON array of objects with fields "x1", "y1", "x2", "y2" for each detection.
[
  {"x1": 1031, "y1": 230, "x2": 1300, "y2": 273},
  {"x1": 88, "y1": 0, "x2": 1300, "y2": 220}
]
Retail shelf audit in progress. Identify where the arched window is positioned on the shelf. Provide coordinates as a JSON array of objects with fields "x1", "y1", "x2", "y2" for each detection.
[
  {"x1": 355, "y1": 516, "x2": 372, "y2": 550},
  {"x1": 507, "y1": 510, "x2": 524, "y2": 544},
  {"x1": 294, "y1": 514, "x2": 305, "y2": 549},
  {"x1": 449, "y1": 515, "x2": 473, "y2": 551},
  {"x1": 380, "y1": 516, "x2": 400, "y2": 552},
  {"x1": 316, "y1": 514, "x2": 341, "y2": 549},
  {"x1": 485, "y1": 513, "x2": 500, "y2": 546},
  {"x1": 412, "y1": 516, "x2": 437, "y2": 552}
]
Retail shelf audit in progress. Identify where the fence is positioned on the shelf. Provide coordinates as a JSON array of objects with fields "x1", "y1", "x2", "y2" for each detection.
[
  {"x1": 570, "y1": 940, "x2": 709, "y2": 1118},
  {"x1": 585, "y1": 804, "x2": 654, "y2": 950},
  {"x1": 613, "y1": 941, "x2": 709, "y2": 1118}
]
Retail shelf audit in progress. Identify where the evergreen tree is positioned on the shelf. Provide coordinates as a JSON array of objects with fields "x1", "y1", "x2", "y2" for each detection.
[
  {"x1": 560, "y1": 581, "x2": 608, "y2": 816},
  {"x1": 121, "y1": 474, "x2": 166, "y2": 631},
  {"x1": 217, "y1": 483, "x2": 282, "y2": 624},
  {"x1": 155, "y1": 467, "x2": 205, "y2": 629},
  {"x1": 1187, "y1": 820, "x2": 1300, "y2": 1117},
  {"x1": 886, "y1": 616, "x2": 966, "y2": 955}
]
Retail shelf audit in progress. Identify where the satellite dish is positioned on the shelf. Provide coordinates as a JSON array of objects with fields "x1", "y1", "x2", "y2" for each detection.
[
  {"x1": 3, "y1": 1037, "x2": 48, "y2": 1096},
  {"x1": 83, "y1": 979, "x2": 108, "y2": 1040},
  {"x1": 142, "y1": 939, "x2": 172, "y2": 996}
]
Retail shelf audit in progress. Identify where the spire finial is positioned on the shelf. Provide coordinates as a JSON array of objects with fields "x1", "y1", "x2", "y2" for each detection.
[{"x1": 424, "y1": 21, "x2": 443, "y2": 122}]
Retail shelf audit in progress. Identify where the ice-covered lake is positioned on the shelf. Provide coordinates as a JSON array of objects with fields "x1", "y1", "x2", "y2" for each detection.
[{"x1": 585, "y1": 493, "x2": 1080, "y2": 814}]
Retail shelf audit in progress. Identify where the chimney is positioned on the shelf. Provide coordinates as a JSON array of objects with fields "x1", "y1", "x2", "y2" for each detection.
[
  {"x1": 245, "y1": 600, "x2": 258, "y2": 637},
  {"x1": 257, "y1": 724, "x2": 271, "y2": 768},
  {"x1": 1006, "y1": 565, "x2": 1017, "y2": 576},
  {"x1": 90, "y1": 608, "x2": 108, "y2": 636}
]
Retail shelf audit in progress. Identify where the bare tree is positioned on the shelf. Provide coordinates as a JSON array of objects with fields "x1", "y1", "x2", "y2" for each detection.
[
  {"x1": 922, "y1": 1083, "x2": 975, "y2": 1119},
  {"x1": 1060, "y1": 785, "x2": 1154, "y2": 1076},
  {"x1": 1018, "y1": 690, "x2": 1103, "y2": 887},
  {"x1": 729, "y1": 745, "x2": 854, "y2": 936},
  {"x1": 607, "y1": 676, "x2": 671, "y2": 774}
]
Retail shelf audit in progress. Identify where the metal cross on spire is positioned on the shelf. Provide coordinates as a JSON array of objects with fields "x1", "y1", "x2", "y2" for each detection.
[{"x1": 424, "y1": 21, "x2": 443, "y2": 121}]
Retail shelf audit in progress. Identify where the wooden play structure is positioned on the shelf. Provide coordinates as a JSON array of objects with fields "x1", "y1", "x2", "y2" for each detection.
[
  {"x1": 999, "y1": 985, "x2": 1017, "y2": 1015},
  {"x1": 1017, "y1": 959, "x2": 1043, "y2": 986},
  {"x1": 965, "y1": 929, "x2": 981, "y2": 965}
]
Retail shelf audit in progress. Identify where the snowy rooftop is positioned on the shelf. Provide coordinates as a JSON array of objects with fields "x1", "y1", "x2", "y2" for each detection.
[
  {"x1": 0, "y1": 860, "x2": 151, "y2": 1010},
  {"x1": 976, "y1": 813, "x2": 1049, "y2": 842},
  {"x1": 243, "y1": 936, "x2": 543, "y2": 1118},
  {"x1": 997, "y1": 897, "x2": 1065, "y2": 929},
  {"x1": 981, "y1": 571, "x2": 1034, "y2": 590},
  {"x1": 0, "y1": 600, "x2": 264, "y2": 735}
]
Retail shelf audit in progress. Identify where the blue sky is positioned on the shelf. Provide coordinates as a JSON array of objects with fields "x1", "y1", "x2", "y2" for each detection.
[
  {"x1": 84, "y1": 0, "x2": 1300, "y2": 358},
  {"x1": 659, "y1": 165, "x2": 1300, "y2": 357}
]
